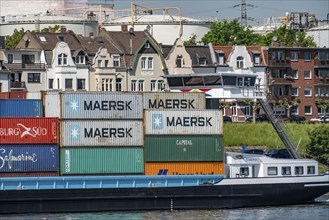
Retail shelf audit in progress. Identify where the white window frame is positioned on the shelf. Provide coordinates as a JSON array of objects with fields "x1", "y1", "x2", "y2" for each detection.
[
  {"x1": 254, "y1": 55, "x2": 260, "y2": 65},
  {"x1": 176, "y1": 55, "x2": 183, "y2": 68},
  {"x1": 305, "y1": 106, "x2": 312, "y2": 115},
  {"x1": 141, "y1": 57, "x2": 147, "y2": 69},
  {"x1": 150, "y1": 80, "x2": 156, "y2": 91},
  {"x1": 158, "y1": 80, "x2": 164, "y2": 91},
  {"x1": 75, "y1": 55, "x2": 85, "y2": 64},
  {"x1": 58, "y1": 53, "x2": 67, "y2": 66},
  {"x1": 291, "y1": 87, "x2": 298, "y2": 96},
  {"x1": 291, "y1": 106, "x2": 298, "y2": 115},
  {"x1": 113, "y1": 55, "x2": 120, "y2": 67},
  {"x1": 304, "y1": 87, "x2": 312, "y2": 97},
  {"x1": 290, "y1": 51, "x2": 298, "y2": 61},
  {"x1": 304, "y1": 70, "x2": 311, "y2": 79},
  {"x1": 236, "y1": 56, "x2": 244, "y2": 69},
  {"x1": 138, "y1": 80, "x2": 144, "y2": 91},
  {"x1": 147, "y1": 57, "x2": 153, "y2": 70},
  {"x1": 131, "y1": 80, "x2": 137, "y2": 91},
  {"x1": 291, "y1": 70, "x2": 298, "y2": 79},
  {"x1": 65, "y1": 78, "x2": 73, "y2": 90}
]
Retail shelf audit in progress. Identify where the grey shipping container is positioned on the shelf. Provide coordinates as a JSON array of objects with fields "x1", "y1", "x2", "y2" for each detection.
[
  {"x1": 144, "y1": 110, "x2": 223, "y2": 135},
  {"x1": 145, "y1": 135, "x2": 224, "y2": 162},
  {"x1": 60, "y1": 147, "x2": 144, "y2": 175},
  {"x1": 0, "y1": 145, "x2": 59, "y2": 172},
  {"x1": 0, "y1": 99, "x2": 43, "y2": 117},
  {"x1": 61, "y1": 120, "x2": 144, "y2": 147},
  {"x1": 143, "y1": 92, "x2": 206, "y2": 109},
  {"x1": 61, "y1": 92, "x2": 143, "y2": 119}
]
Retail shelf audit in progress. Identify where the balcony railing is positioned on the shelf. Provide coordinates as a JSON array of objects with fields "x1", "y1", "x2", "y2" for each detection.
[
  {"x1": 268, "y1": 60, "x2": 291, "y2": 67},
  {"x1": 10, "y1": 81, "x2": 26, "y2": 89},
  {"x1": 314, "y1": 59, "x2": 329, "y2": 66},
  {"x1": 6, "y1": 63, "x2": 45, "y2": 70}
]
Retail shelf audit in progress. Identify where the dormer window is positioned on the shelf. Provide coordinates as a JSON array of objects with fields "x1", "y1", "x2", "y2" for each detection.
[
  {"x1": 58, "y1": 53, "x2": 67, "y2": 65},
  {"x1": 199, "y1": 57, "x2": 207, "y2": 66},
  {"x1": 75, "y1": 54, "x2": 85, "y2": 64},
  {"x1": 237, "y1": 56, "x2": 244, "y2": 69},
  {"x1": 176, "y1": 55, "x2": 184, "y2": 68},
  {"x1": 58, "y1": 36, "x2": 65, "y2": 41},
  {"x1": 113, "y1": 55, "x2": 120, "y2": 67},
  {"x1": 254, "y1": 54, "x2": 261, "y2": 65},
  {"x1": 216, "y1": 52, "x2": 225, "y2": 65},
  {"x1": 39, "y1": 36, "x2": 47, "y2": 42}
]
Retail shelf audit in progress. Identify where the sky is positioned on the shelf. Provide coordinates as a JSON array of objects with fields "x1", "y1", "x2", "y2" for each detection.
[{"x1": 89, "y1": 0, "x2": 328, "y2": 25}]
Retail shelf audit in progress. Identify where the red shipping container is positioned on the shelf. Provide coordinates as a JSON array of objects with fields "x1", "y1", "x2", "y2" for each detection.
[{"x1": 0, "y1": 118, "x2": 59, "y2": 144}]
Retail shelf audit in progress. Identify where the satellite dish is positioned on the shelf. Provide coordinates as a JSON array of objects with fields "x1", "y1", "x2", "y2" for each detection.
[{"x1": 272, "y1": 36, "x2": 278, "y2": 42}]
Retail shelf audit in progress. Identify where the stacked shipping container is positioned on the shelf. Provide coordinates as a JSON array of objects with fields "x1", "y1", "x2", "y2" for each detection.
[
  {"x1": 143, "y1": 92, "x2": 224, "y2": 175},
  {"x1": 0, "y1": 99, "x2": 60, "y2": 177},
  {"x1": 57, "y1": 92, "x2": 144, "y2": 175}
]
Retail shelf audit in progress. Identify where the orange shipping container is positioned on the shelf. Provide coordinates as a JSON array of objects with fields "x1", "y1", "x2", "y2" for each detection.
[{"x1": 144, "y1": 162, "x2": 224, "y2": 175}]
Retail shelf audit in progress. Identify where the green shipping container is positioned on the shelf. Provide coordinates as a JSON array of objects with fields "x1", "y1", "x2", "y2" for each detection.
[
  {"x1": 60, "y1": 147, "x2": 144, "y2": 175},
  {"x1": 145, "y1": 135, "x2": 223, "y2": 162}
]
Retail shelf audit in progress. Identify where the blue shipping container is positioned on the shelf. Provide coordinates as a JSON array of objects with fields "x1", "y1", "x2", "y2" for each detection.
[
  {"x1": 0, "y1": 99, "x2": 43, "y2": 117},
  {"x1": 0, "y1": 145, "x2": 59, "y2": 172}
]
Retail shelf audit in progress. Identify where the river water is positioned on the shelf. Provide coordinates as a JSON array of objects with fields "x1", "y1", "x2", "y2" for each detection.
[{"x1": 1, "y1": 195, "x2": 328, "y2": 220}]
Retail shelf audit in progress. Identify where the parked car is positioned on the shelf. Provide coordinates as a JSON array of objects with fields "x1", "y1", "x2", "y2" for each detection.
[
  {"x1": 287, "y1": 115, "x2": 306, "y2": 123},
  {"x1": 223, "y1": 116, "x2": 232, "y2": 122},
  {"x1": 310, "y1": 116, "x2": 329, "y2": 123},
  {"x1": 245, "y1": 114, "x2": 268, "y2": 122},
  {"x1": 241, "y1": 149, "x2": 265, "y2": 155},
  {"x1": 265, "y1": 149, "x2": 292, "y2": 159}
]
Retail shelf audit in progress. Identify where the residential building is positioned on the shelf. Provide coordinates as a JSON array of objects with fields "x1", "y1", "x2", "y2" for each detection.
[{"x1": 266, "y1": 46, "x2": 329, "y2": 120}]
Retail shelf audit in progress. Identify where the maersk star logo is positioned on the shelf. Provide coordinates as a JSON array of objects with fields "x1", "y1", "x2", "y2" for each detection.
[
  {"x1": 69, "y1": 99, "x2": 80, "y2": 112},
  {"x1": 152, "y1": 114, "x2": 163, "y2": 130},
  {"x1": 69, "y1": 125, "x2": 80, "y2": 142}
]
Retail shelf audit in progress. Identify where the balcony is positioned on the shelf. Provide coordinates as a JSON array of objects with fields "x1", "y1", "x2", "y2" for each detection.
[
  {"x1": 314, "y1": 59, "x2": 329, "y2": 67},
  {"x1": 268, "y1": 60, "x2": 291, "y2": 68},
  {"x1": 10, "y1": 81, "x2": 26, "y2": 90},
  {"x1": 314, "y1": 77, "x2": 329, "y2": 85},
  {"x1": 269, "y1": 77, "x2": 293, "y2": 85},
  {"x1": 6, "y1": 63, "x2": 45, "y2": 70}
]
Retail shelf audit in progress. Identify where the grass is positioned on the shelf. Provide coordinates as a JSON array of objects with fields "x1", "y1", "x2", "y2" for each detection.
[{"x1": 223, "y1": 122, "x2": 328, "y2": 153}]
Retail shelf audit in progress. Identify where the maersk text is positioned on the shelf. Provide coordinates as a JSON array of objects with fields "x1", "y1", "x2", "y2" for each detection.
[
  {"x1": 84, "y1": 128, "x2": 133, "y2": 138},
  {"x1": 166, "y1": 117, "x2": 212, "y2": 127},
  {"x1": 84, "y1": 101, "x2": 132, "y2": 111}
]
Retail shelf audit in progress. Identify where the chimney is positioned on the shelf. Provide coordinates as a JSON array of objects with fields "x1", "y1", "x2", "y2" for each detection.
[
  {"x1": 60, "y1": 27, "x2": 67, "y2": 33},
  {"x1": 121, "y1": 25, "x2": 128, "y2": 32}
]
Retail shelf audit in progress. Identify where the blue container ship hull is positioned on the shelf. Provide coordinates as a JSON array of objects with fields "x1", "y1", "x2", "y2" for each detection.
[{"x1": 0, "y1": 175, "x2": 328, "y2": 214}]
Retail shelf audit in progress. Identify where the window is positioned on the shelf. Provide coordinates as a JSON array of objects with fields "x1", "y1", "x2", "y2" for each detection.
[
  {"x1": 236, "y1": 56, "x2": 244, "y2": 69},
  {"x1": 305, "y1": 106, "x2": 312, "y2": 115},
  {"x1": 131, "y1": 80, "x2": 137, "y2": 91},
  {"x1": 7, "y1": 54, "x2": 13, "y2": 63},
  {"x1": 291, "y1": 70, "x2": 298, "y2": 79},
  {"x1": 138, "y1": 80, "x2": 144, "y2": 91},
  {"x1": 254, "y1": 54, "x2": 261, "y2": 65},
  {"x1": 105, "y1": 60, "x2": 109, "y2": 67},
  {"x1": 282, "y1": 167, "x2": 291, "y2": 175},
  {"x1": 65, "y1": 79, "x2": 73, "y2": 90},
  {"x1": 145, "y1": 43, "x2": 150, "y2": 48},
  {"x1": 176, "y1": 55, "x2": 183, "y2": 68},
  {"x1": 101, "y1": 78, "x2": 112, "y2": 91},
  {"x1": 116, "y1": 78, "x2": 122, "y2": 91},
  {"x1": 239, "y1": 167, "x2": 249, "y2": 177},
  {"x1": 98, "y1": 60, "x2": 102, "y2": 67},
  {"x1": 28, "y1": 73, "x2": 40, "y2": 83},
  {"x1": 304, "y1": 52, "x2": 311, "y2": 61},
  {"x1": 150, "y1": 80, "x2": 156, "y2": 91},
  {"x1": 295, "y1": 166, "x2": 304, "y2": 175},
  {"x1": 39, "y1": 36, "x2": 47, "y2": 42},
  {"x1": 291, "y1": 106, "x2": 298, "y2": 115},
  {"x1": 271, "y1": 69, "x2": 286, "y2": 78},
  {"x1": 158, "y1": 80, "x2": 164, "y2": 91},
  {"x1": 268, "y1": 167, "x2": 278, "y2": 176},
  {"x1": 307, "y1": 166, "x2": 315, "y2": 174},
  {"x1": 77, "y1": 79, "x2": 85, "y2": 90},
  {"x1": 291, "y1": 87, "x2": 298, "y2": 96},
  {"x1": 58, "y1": 36, "x2": 64, "y2": 41},
  {"x1": 290, "y1": 52, "x2": 298, "y2": 61},
  {"x1": 141, "y1": 57, "x2": 146, "y2": 69},
  {"x1": 48, "y1": 79, "x2": 53, "y2": 89},
  {"x1": 75, "y1": 55, "x2": 85, "y2": 64},
  {"x1": 217, "y1": 53, "x2": 225, "y2": 65},
  {"x1": 113, "y1": 55, "x2": 120, "y2": 67},
  {"x1": 58, "y1": 53, "x2": 67, "y2": 66},
  {"x1": 318, "y1": 51, "x2": 329, "y2": 61},
  {"x1": 147, "y1": 57, "x2": 153, "y2": 70},
  {"x1": 304, "y1": 87, "x2": 312, "y2": 97},
  {"x1": 304, "y1": 70, "x2": 311, "y2": 79},
  {"x1": 199, "y1": 57, "x2": 207, "y2": 66},
  {"x1": 237, "y1": 77, "x2": 243, "y2": 87},
  {"x1": 272, "y1": 51, "x2": 284, "y2": 60},
  {"x1": 22, "y1": 54, "x2": 35, "y2": 64},
  {"x1": 273, "y1": 106, "x2": 285, "y2": 115}
]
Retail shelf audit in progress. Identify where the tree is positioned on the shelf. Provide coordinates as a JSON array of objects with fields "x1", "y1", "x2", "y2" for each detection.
[
  {"x1": 261, "y1": 25, "x2": 317, "y2": 47},
  {"x1": 244, "y1": 99, "x2": 261, "y2": 123},
  {"x1": 282, "y1": 97, "x2": 300, "y2": 118},
  {"x1": 315, "y1": 98, "x2": 329, "y2": 122},
  {"x1": 41, "y1": 25, "x2": 61, "y2": 33},
  {"x1": 306, "y1": 125, "x2": 329, "y2": 165},
  {"x1": 5, "y1": 28, "x2": 25, "y2": 50},
  {"x1": 184, "y1": 34, "x2": 198, "y2": 46},
  {"x1": 202, "y1": 19, "x2": 263, "y2": 46}
]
